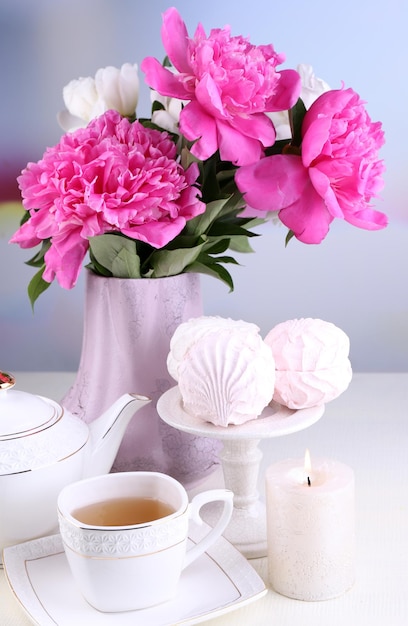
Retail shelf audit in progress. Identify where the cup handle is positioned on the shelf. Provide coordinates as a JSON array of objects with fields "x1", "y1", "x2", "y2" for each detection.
[{"x1": 183, "y1": 489, "x2": 234, "y2": 569}]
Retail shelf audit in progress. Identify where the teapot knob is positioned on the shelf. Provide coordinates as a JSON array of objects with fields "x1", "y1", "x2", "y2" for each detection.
[{"x1": 0, "y1": 372, "x2": 16, "y2": 390}]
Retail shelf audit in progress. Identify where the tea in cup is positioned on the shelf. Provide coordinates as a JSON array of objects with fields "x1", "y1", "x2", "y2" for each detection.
[{"x1": 57, "y1": 471, "x2": 233, "y2": 612}]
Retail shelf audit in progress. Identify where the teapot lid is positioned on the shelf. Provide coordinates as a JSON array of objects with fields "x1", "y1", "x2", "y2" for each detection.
[{"x1": 0, "y1": 371, "x2": 57, "y2": 438}]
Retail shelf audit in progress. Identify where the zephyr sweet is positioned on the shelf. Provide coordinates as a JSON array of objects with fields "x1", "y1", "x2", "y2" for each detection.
[
  {"x1": 167, "y1": 316, "x2": 276, "y2": 426},
  {"x1": 264, "y1": 318, "x2": 352, "y2": 409}
]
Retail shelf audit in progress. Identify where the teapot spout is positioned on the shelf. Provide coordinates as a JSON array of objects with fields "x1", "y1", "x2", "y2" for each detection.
[{"x1": 85, "y1": 393, "x2": 151, "y2": 477}]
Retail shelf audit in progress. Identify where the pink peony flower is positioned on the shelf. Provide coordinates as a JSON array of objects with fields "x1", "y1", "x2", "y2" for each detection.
[
  {"x1": 11, "y1": 110, "x2": 205, "y2": 289},
  {"x1": 235, "y1": 87, "x2": 387, "y2": 243},
  {"x1": 141, "y1": 7, "x2": 301, "y2": 166}
]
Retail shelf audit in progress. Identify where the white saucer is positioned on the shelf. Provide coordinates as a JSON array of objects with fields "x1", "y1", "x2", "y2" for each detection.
[{"x1": 3, "y1": 522, "x2": 267, "y2": 626}]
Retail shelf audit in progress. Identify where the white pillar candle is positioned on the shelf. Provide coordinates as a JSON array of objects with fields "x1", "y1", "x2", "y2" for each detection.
[{"x1": 265, "y1": 452, "x2": 355, "y2": 601}]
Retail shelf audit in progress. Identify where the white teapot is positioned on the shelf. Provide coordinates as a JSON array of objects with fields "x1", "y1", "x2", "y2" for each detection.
[{"x1": 0, "y1": 371, "x2": 150, "y2": 559}]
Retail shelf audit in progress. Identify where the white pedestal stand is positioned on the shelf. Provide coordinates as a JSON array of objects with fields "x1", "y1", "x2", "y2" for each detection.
[{"x1": 157, "y1": 387, "x2": 325, "y2": 558}]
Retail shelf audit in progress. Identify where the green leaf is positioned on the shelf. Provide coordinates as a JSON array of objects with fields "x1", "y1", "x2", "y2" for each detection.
[
  {"x1": 240, "y1": 217, "x2": 265, "y2": 230},
  {"x1": 289, "y1": 98, "x2": 307, "y2": 148},
  {"x1": 112, "y1": 247, "x2": 141, "y2": 278},
  {"x1": 89, "y1": 234, "x2": 142, "y2": 278},
  {"x1": 200, "y1": 153, "x2": 221, "y2": 202},
  {"x1": 264, "y1": 139, "x2": 292, "y2": 157},
  {"x1": 86, "y1": 255, "x2": 113, "y2": 277},
  {"x1": 228, "y1": 236, "x2": 256, "y2": 254},
  {"x1": 25, "y1": 240, "x2": 51, "y2": 267},
  {"x1": 216, "y1": 168, "x2": 237, "y2": 184},
  {"x1": 180, "y1": 146, "x2": 200, "y2": 170},
  {"x1": 285, "y1": 230, "x2": 295, "y2": 246},
  {"x1": 18, "y1": 208, "x2": 31, "y2": 226},
  {"x1": 184, "y1": 198, "x2": 231, "y2": 237},
  {"x1": 187, "y1": 260, "x2": 235, "y2": 291},
  {"x1": 151, "y1": 100, "x2": 165, "y2": 113},
  {"x1": 150, "y1": 240, "x2": 207, "y2": 277},
  {"x1": 200, "y1": 239, "x2": 231, "y2": 255},
  {"x1": 216, "y1": 191, "x2": 245, "y2": 215},
  {"x1": 208, "y1": 221, "x2": 259, "y2": 238},
  {"x1": 205, "y1": 255, "x2": 239, "y2": 266},
  {"x1": 27, "y1": 268, "x2": 51, "y2": 309},
  {"x1": 148, "y1": 235, "x2": 199, "y2": 255}
]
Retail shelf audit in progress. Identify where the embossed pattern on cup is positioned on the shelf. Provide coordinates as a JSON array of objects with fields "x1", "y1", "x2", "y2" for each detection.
[{"x1": 58, "y1": 512, "x2": 188, "y2": 557}]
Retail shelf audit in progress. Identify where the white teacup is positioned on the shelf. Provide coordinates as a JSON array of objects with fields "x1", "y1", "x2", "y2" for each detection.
[{"x1": 57, "y1": 471, "x2": 233, "y2": 612}]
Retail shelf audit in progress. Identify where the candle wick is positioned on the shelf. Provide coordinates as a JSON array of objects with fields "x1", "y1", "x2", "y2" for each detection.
[{"x1": 307, "y1": 476, "x2": 311, "y2": 487}]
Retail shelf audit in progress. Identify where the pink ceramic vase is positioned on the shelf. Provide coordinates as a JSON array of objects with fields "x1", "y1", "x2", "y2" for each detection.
[{"x1": 62, "y1": 271, "x2": 220, "y2": 486}]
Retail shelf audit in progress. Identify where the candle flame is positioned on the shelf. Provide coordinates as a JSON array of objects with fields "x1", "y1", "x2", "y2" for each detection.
[
  {"x1": 304, "y1": 449, "x2": 312, "y2": 486},
  {"x1": 304, "y1": 448, "x2": 312, "y2": 473}
]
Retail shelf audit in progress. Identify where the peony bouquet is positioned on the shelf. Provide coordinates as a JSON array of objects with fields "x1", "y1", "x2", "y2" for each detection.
[{"x1": 11, "y1": 7, "x2": 387, "y2": 305}]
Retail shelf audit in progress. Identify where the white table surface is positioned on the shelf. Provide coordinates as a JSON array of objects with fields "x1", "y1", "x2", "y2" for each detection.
[{"x1": 1, "y1": 372, "x2": 407, "y2": 625}]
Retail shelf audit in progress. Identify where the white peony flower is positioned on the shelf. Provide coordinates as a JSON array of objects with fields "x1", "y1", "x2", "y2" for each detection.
[
  {"x1": 150, "y1": 90, "x2": 187, "y2": 134},
  {"x1": 94, "y1": 63, "x2": 139, "y2": 117},
  {"x1": 57, "y1": 63, "x2": 139, "y2": 132},
  {"x1": 297, "y1": 63, "x2": 330, "y2": 109}
]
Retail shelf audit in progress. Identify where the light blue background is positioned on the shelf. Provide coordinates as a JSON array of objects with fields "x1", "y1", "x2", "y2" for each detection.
[{"x1": 0, "y1": 0, "x2": 407, "y2": 372}]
